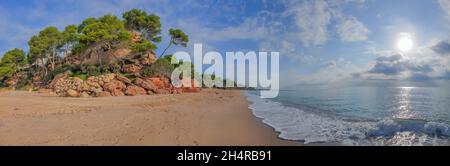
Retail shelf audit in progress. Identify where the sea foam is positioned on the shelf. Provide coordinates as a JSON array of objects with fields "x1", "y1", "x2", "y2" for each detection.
[{"x1": 246, "y1": 93, "x2": 450, "y2": 146}]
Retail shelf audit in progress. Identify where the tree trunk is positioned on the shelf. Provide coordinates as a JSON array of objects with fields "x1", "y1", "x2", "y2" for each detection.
[{"x1": 160, "y1": 38, "x2": 174, "y2": 58}]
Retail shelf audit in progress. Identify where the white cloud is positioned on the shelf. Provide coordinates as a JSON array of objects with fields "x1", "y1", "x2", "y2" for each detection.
[
  {"x1": 358, "y1": 39, "x2": 450, "y2": 80},
  {"x1": 438, "y1": 0, "x2": 450, "y2": 20},
  {"x1": 290, "y1": 0, "x2": 331, "y2": 46},
  {"x1": 284, "y1": 0, "x2": 369, "y2": 46},
  {"x1": 335, "y1": 16, "x2": 370, "y2": 42}
]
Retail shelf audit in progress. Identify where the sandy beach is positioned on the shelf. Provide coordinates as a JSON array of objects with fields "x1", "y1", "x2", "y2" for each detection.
[{"x1": 0, "y1": 89, "x2": 297, "y2": 146}]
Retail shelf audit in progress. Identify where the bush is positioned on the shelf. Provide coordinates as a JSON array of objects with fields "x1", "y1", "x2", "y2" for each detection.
[
  {"x1": 109, "y1": 63, "x2": 122, "y2": 74},
  {"x1": 47, "y1": 64, "x2": 73, "y2": 81},
  {"x1": 141, "y1": 58, "x2": 174, "y2": 78},
  {"x1": 131, "y1": 41, "x2": 157, "y2": 52},
  {"x1": 81, "y1": 64, "x2": 110, "y2": 76},
  {"x1": 73, "y1": 74, "x2": 88, "y2": 80},
  {"x1": 15, "y1": 73, "x2": 33, "y2": 90}
]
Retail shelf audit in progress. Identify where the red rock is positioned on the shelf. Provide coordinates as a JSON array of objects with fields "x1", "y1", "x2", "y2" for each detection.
[
  {"x1": 125, "y1": 85, "x2": 147, "y2": 96},
  {"x1": 110, "y1": 89, "x2": 125, "y2": 96},
  {"x1": 116, "y1": 75, "x2": 132, "y2": 85},
  {"x1": 122, "y1": 64, "x2": 142, "y2": 75},
  {"x1": 135, "y1": 78, "x2": 157, "y2": 91},
  {"x1": 146, "y1": 77, "x2": 165, "y2": 89},
  {"x1": 103, "y1": 80, "x2": 126, "y2": 93}
]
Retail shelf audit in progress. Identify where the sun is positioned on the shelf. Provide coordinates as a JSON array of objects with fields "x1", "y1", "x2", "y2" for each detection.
[{"x1": 397, "y1": 33, "x2": 414, "y2": 52}]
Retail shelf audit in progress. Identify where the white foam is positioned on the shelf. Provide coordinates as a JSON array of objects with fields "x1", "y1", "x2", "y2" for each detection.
[
  {"x1": 247, "y1": 93, "x2": 373, "y2": 145},
  {"x1": 246, "y1": 93, "x2": 450, "y2": 146}
]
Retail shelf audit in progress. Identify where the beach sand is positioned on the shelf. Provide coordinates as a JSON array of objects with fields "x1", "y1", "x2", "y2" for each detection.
[{"x1": 0, "y1": 89, "x2": 297, "y2": 146}]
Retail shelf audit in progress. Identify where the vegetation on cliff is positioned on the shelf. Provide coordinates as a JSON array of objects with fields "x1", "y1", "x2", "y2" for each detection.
[{"x1": 0, "y1": 9, "x2": 190, "y2": 92}]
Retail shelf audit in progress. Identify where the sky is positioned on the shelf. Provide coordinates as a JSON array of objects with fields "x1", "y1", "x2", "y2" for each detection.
[{"x1": 1, "y1": 0, "x2": 450, "y2": 87}]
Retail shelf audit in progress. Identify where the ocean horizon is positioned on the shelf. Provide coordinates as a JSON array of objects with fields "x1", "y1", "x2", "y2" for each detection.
[{"x1": 247, "y1": 80, "x2": 450, "y2": 146}]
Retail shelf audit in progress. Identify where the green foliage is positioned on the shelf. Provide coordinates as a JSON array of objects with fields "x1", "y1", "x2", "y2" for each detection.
[
  {"x1": 1, "y1": 48, "x2": 26, "y2": 66},
  {"x1": 160, "y1": 29, "x2": 189, "y2": 57},
  {"x1": 0, "y1": 49, "x2": 27, "y2": 79},
  {"x1": 28, "y1": 26, "x2": 62, "y2": 66},
  {"x1": 78, "y1": 15, "x2": 131, "y2": 45},
  {"x1": 62, "y1": 25, "x2": 78, "y2": 44},
  {"x1": 131, "y1": 40, "x2": 157, "y2": 52},
  {"x1": 123, "y1": 9, "x2": 162, "y2": 43},
  {"x1": 141, "y1": 57, "x2": 175, "y2": 78},
  {"x1": 2, "y1": 8, "x2": 194, "y2": 88},
  {"x1": 0, "y1": 65, "x2": 13, "y2": 79},
  {"x1": 40, "y1": 27, "x2": 63, "y2": 48},
  {"x1": 169, "y1": 28, "x2": 189, "y2": 47},
  {"x1": 47, "y1": 63, "x2": 121, "y2": 81},
  {"x1": 48, "y1": 64, "x2": 72, "y2": 79},
  {"x1": 109, "y1": 63, "x2": 122, "y2": 74},
  {"x1": 28, "y1": 36, "x2": 46, "y2": 64},
  {"x1": 73, "y1": 74, "x2": 88, "y2": 81}
]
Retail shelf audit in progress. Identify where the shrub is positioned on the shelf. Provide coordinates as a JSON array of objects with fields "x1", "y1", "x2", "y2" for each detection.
[
  {"x1": 72, "y1": 74, "x2": 88, "y2": 80},
  {"x1": 131, "y1": 41, "x2": 157, "y2": 52},
  {"x1": 141, "y1": 58, "x2": 174, "y2": 78},
  {"x1": 109, "y1": 63, "x2": 122, "y2": 74},
  {"x1": 47, "y1": 64, "x2": 73, "y2": 81}
]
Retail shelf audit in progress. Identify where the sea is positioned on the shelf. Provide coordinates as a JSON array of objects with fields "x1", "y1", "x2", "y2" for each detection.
[{"x1": 246, "y1": 80, "x2": 450, "y2": 146}]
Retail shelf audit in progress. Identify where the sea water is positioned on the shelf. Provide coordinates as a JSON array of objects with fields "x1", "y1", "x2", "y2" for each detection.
[{"x1": 247, "y1": 80, "x2": 450, "y2": 146}]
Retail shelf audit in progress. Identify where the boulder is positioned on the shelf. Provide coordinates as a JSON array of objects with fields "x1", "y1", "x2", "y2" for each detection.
[
  {"x1": 66, "y1": 89, "x2": 80, "y2": 97},
  {"x1": 135, "y1": 78, "x2": 157, "y2": 91},
  {"x1": 85, "y1": 76, "x2": 101, "y2": 88},
  {"x1": 48, "y1": 72, "x2": 69, "y2": 89},
  {"x1": 110, "y1": 89, "x2": 125, "y2": 96},
  {"x1": 80, "y1": 92, "x2": 91, "y2": 98},
  {"x1": 91, "y1": 87, "x2": 104, "y2": 93},
  {"x1": 99, "y1": 73, "x2": 116, "y2": 83},
  {"x1": 95, "y1": 91, "x2": 111, "y2": 97},
  {"x1": 82, "y1": 82, "x2": 90, "y2": 91},
  {"x1": 122, "y1": 64, "x2": 142, "y2": 75},
  {"x1": 125, "y1": 85, "x2": 147, "y2": 96},
  {"x1": 54, "y1": 77, "x2": 83, "y2": 97},
  {"x1": 145, "y1": 77, "x2": 174, "y2": 93},
  {"x1": 116, "y1": 75, "x2": 132, "y2": 85},
  {"x1": 103, "y1": 80, "x2": 126, "y2": 96}
]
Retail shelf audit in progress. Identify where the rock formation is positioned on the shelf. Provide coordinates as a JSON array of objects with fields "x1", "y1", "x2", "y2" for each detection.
[{"x1": 42, "y1": 72, "x2": 200, "y2": 97}]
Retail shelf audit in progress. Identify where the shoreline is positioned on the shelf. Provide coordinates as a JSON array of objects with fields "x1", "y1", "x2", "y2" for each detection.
[{"x1": 0, "y1": 89, "x2": 299, "y2": 146}]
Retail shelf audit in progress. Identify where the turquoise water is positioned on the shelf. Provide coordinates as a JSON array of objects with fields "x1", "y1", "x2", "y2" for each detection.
[{"x1": 247, "y1": 81, "x2": 450, "y2": 145}]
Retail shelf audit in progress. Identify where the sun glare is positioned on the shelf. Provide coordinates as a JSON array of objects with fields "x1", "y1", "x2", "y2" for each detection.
[{"x1": 397, "y1": 33, "x2": 414, "y2": 52}]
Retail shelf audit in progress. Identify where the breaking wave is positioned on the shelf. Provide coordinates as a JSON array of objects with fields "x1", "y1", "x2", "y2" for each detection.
[{"x1": 246, "y1": 93, "x2": 450, "y2": 146}]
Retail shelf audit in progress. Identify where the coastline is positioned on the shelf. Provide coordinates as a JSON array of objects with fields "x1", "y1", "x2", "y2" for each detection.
[{"x1": 0, "y1": 89, "x2": 298, "y2": 146}]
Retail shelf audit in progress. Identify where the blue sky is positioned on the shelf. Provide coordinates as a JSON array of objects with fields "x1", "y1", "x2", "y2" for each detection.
[{"x1": 1, "y1": 0, "x2": 450, "y2": 86}]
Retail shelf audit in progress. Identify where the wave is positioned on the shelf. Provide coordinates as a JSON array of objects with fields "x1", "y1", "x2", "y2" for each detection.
[{"x1": 246, "y1": 93, "x2": 450, "y2": 146}]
